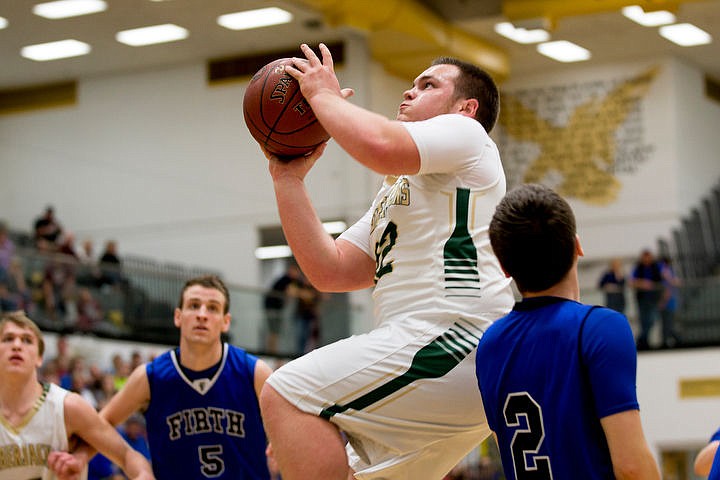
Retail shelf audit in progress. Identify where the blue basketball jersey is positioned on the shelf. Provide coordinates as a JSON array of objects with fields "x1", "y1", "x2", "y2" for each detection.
[
  {"x1": 476, "y1": 297, "x2": 639, "y2": 479},
  {"x1": 144, "y1": 343, "x2": 270, "y2": 480}
]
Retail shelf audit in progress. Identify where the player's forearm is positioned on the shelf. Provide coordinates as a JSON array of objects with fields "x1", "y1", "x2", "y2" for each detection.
[
  {"x1": 121, "y1": 453, "x2": 154, "y2": 480},
  {"x1": 273, "y1": 175, "x2": 342, "y2": 288}
]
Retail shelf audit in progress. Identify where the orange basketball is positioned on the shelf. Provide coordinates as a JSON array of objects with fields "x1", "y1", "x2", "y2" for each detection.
[{"x1": 243, "y1": 58, "x2": 329, "y2": 159}]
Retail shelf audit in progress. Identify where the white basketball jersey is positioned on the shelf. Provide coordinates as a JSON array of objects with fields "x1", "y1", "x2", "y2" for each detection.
[
  {"x1": 0, "y1": 383, "x2": 85, "y2": 480},
  {"x1": 340, "y1": 114, "x2": 514, "y2": 328}
]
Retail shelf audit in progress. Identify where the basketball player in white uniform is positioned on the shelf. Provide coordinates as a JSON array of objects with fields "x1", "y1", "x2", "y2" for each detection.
[
  {"x1": 0, "y1": 311, "x2": 154, "y2": 480},
  {"x1": 259, "y1": 43, "x2": 514, "y2": 480}
]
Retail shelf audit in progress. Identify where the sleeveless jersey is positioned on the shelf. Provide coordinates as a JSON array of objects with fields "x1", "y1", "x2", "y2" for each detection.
[
  {"x1": 0, "y1": 383, "x2": 87, "y2": 480},
  {"x1": 144, "y1": 344, "x2": 270, "y2": 480},
  {"x1": 476, "y1": 297, "x2": 639, "y2": 479}
]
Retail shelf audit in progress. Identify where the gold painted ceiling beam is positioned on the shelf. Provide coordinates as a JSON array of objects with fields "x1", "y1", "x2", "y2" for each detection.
[{"x1": 289, "y1": 0, "x2": 510, "y2": 81}]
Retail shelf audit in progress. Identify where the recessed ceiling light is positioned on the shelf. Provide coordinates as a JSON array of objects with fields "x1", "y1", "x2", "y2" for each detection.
[
  {"x1": 217, "y1": 7, "x2": 293, "y2": 31},
  {"x1": 21, "y1": 39, "x2": 91, "y2": 61},
  {"x1": 621, "y1": 5, "x2": 675, "y2": 27},
  {"x1": 659, "y1": 23, "x2": 712, "y2": 46},
  {"x1": 116, "y1": 24, "x2": 189, "y2": 46},
  {"x1": 537, "y1": 40, "x2": 591, "y2": 63},
  {"x1": 0, "y1": 17, "x2": 7, "y2": 29},
  {"x1": 33, "y1": 0, "x2": 107, "y2": 19},
  {"x1": 494, "y1": 22, "x2": 550, "y2": 44}
]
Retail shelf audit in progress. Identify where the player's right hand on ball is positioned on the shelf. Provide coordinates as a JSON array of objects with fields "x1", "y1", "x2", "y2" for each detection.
[{"x1": 47, "y1": 451, "x2": 86, "y2": 480}]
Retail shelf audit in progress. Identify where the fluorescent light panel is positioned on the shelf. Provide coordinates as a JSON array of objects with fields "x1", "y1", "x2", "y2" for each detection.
[
  {"x1": 621, "y1": 5, "x2": 675, "y2": 27},
  {"x1": 116, "y1": 24, "x2": 188, "y2": 46},
  {"x1": 537, "y1": 40, "x2": 591, "y2": 63},
  {"x1": 659, "y1": 23, "x2": 712, "y2": 46},
  {"x1": 0, "y1": 16, "x2": 8, "y2": 29},
  {"x1": 255, "y1": 245, "x2": 293, "y2": 260},
  {"x1": 21, "y1": 39, "x2": 91, "y2": 61},
  {"x1": 494, "y1": 21, "x2": 550, "y2": 44},
  {"x1": 322, "y1": 221, "x2": 347, "y2": 235},
  {"x1": 217, "y1": 7, "x2": 293, "y2": 31},
  {"x1": 33, "y1": 0, "x2": 107, "y2": 19},
  {"x1": 254, "y1": 221, "x2": 347, "y2": 259}
]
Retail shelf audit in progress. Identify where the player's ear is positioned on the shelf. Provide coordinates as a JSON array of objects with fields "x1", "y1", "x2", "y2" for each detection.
[
  {"x1": 575, "y1": 234, "x2": 584, "y2": 258},
  {"x1": 458, "y1": 98, "x2": 479, "y2": 118},
  {"x1": 173, "y1": 308, "x2": 182, "y2": 328},
  {"x1": 222, "y1": 313, "x2": 231, "y2": 333}
]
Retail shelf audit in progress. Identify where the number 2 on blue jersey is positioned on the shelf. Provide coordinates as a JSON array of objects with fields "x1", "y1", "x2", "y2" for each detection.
[{"x1": 504, "y1": 392, "x2": 553, "y2": 479}]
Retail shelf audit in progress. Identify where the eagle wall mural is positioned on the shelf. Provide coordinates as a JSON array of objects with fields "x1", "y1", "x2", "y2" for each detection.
[{"x1": 495, "y1": 67, "x2": 659, "y2": 206}]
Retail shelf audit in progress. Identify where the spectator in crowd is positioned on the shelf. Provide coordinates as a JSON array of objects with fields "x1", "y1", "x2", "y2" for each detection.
[
  {"x1": 129, "y1": 350, "x2": 143, "y2": 372},
  {"x1": 76, "y1": 287, "x2": 104, "y2": 332},
  {"x1": 598, "y1": 257, "x2": 626, "y2": 314},
  {"x1": 40, "y1": 238, "x2": 79, "y2": 321},
  {"x1": 294, "y1": 277, "x2": 322, "y2": 355},
  {"x1": 69, "y1": 362, "x2": 100, "y2": 409},
  {"x1": 77, "y1": 237, "x2": 104, "y2": 287},
  {"x1": 33, "y1": 205, "x2": 63, "y2": 250},
  {"x1": 92, "y1": 371, "x2": 118, "y2": 409},
  {"x1": 659, "y1": 256, "x2": 681, "y2": 348},
  {"x1": 119, "y1": 414, "x2": 151, "y2": 462},
  {"x1": 0, "y1": 221, "x2": 15, "y2": 272},
  {"x1": 631, "y1": 249, "x2": 664, "y2": 350},
  {"x1": 58, "y1": 231, "x2": 79, "y2": 259},
  {"x1": 3, "y1": 256, "x2": 33, "y2": 312},
  {"x1": 0, "y1": 280, "x2": 19, "y2": 312},
  {"x1": 51, "y1": 334, "x2": 72, "y2": 378},
  {"x1": 99, "y1": 240, "x2": 124, "y2": 288},
  {"x1": 263, "y1": 264, "x2": 301, "y2": 354},
  {"x1": 111, "y1": 353, "x2": 130, "y2": 391}
]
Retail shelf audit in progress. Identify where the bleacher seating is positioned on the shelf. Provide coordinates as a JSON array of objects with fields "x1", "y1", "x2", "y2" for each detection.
[{"x1": 657, "y1": 178, "x2": 720, "y2": 347}]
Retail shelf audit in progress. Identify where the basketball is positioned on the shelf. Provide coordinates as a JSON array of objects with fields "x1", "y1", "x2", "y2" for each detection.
[{"x1": 243, "y1": 57, "x2": 330, "y2": 159}]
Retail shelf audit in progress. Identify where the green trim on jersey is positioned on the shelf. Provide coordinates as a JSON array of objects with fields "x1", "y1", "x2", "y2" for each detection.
[
  {"x1": 443, "y1": 188, "x2": 481, "y2": 296},
  {"x1": 319, "y1": 320, "x2": 483, "y2": 420}
]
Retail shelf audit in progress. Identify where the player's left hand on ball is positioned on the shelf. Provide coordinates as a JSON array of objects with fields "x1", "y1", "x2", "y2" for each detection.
[{"x1": 47, "y1": 451, "x2": 86, "y2": 480}]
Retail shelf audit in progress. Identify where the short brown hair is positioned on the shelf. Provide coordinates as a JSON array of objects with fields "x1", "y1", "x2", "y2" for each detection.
[
  {"x1": 177, "y1": 275, "x2": 230, "y2": 313},
  {"x1": 489, "y1": 184, "x2": 577, "y2": 293},
  {"x1": 0, "y1": 311, "x2": 45, "y2": 356},
  {"x1": 431, "y1": 57, "x2": 500, "y2": 133}
]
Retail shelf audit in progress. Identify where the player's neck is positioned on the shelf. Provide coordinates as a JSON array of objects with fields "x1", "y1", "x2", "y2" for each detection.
[
  {"x1": 0, "y1": 377, "x2": 43, "y2": 425},
  {"x1": 178, "y1": 340, "x2": 223, "y2": 371},
  {"x1": 523, "y1": 270, "x2": 580, "y2": 302}
]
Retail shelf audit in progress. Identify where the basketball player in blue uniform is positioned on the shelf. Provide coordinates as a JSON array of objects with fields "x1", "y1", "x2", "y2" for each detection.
[
  {"x1": 66, "y1": 275, "x2": 273, "y2": 479},
  {"x1": 476, "y1": 184, "x2": 660, "y2": 479}
]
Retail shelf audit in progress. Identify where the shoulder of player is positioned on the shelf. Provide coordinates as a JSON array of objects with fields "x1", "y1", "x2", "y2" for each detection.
[{"x1": 63, "y1": 390, "x2": 100, "y2": 432}]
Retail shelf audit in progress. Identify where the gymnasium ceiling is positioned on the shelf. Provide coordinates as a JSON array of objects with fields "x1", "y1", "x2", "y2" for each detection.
[{"x1": 1, "y1": 0, "x2": 719, "y2": 90}]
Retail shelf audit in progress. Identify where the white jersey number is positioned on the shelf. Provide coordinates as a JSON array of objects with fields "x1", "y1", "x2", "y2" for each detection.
[
  {"x1": 503, "y1": 392, "x2": 553, "y2": 480},
  {"x1": 374, "y1": 221, "x2": 397, "y2": 282}
]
